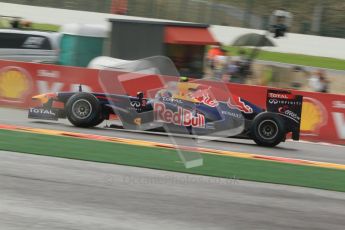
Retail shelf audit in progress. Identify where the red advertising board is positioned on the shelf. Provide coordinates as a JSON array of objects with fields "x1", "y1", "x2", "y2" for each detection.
[{"x1": 0, "y1": 59, "x2": 344, "y2": 145}]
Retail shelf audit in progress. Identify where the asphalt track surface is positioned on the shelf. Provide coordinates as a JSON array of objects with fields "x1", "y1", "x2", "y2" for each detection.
[
  {"x1": 1, "y1": 108, "x2": 344, "y2": 164},
  {"x1": 1, "y1": 108, "x2": 345, "y2": 230},
  {"x1": 1, "y1": 150, "x2": 345, "y2": 230}
]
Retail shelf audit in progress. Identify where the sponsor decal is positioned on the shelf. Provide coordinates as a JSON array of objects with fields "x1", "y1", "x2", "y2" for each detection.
[
  {"x1": 29, "y1": 108, "x2": 56, "y2": 116},
  {"x1": 130, "y1": 101, "x2": 141, "y2": 108},
  {"x1": 36, "y1": 81, "x2": 92, "y2": 94},
  {"x1": 190, "y1": 90, "x2": 219, "y2": 107},
  {"x1": 37, "y1": 70, "x2": 60, "y2": 78},
  {"x1": 285, "y1": 110, "x2": 301, "y2": 122},
  {"x1": 300, "y1": 97, "x2": 327, "y2": 135},
  {"x1": 276, "y1": 105, "x2": 301, "y2": 123},
  {"x1": 268, "y1": 92, "x2": 295, "y2": 99},
  {"x1": 130, "y1": 100, "x2": 147, "y2": 112},
  {"x1": 333, "y1": 101, "x2": 345, "y2": 109},
  {"x1": 134, "y1": 117, "x2": 142, "y2": 126},
  {"x1": 332, "y1": 113, "x2": 345, "y2": 139},
  {"x1": 278, "y1": 105, "x2": 289, "y2": 113},
  {"x1": 36, "y1": 69, "x2": 91, "y2": 94},
  {"x1": 268, "y1": 98, "x2": 302, "y2": 106},
  {"x1": 206, "y1": 123, "x2": 215, "y2": 129},
  {"x1": 162, "y1": 97, "x2": 183, "y2": 104},
  {"x1": 227, "y1": 96, "x2": 253, "y2": 114},
  {"x1": 278, "y1": 105, "x2": 301, "y2": 122},
  {"x1": 268, "y1": 99, "x2": 279, "y2": 104},
  {"x1": 28, "y1": 107, "x2": 58, "y2": 120},
  {"x1": 22, "y1": 36, "x2": 45, "y2": 49},
  {"x1": 154, "y1": 102, "x2": 205, "y2": 128},
  {"x1": 156, "y1": 89, "x2": 173, "y2": 99},
  {"x1": 0, "y1": 66, "x2": 32, "y2": 103},
  {"x1": 221, "y1": 110, "x2": 243, "y2": 119}
]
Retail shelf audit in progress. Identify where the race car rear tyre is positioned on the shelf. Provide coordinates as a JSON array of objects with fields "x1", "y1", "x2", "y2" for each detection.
[
  {"x1": 251, "y1": 112, "x2": 286, "y2": 147},
  {"x1": 66, "y1": 93, "x2": 101, "y2": 128},
  {"x1": 90, "y1": 116, "x2": 105, "y2": 127}
]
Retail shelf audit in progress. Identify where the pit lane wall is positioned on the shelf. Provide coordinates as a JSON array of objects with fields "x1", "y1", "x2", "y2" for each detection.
[{"x1": 0, "y1": 59, "x2": 344, "y2": 145}]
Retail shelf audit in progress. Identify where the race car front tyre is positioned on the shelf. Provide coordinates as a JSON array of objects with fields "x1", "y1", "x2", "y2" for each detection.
[
  {"x1": 65, "y1": 92, "x2": 102, "y2": 128},
  {"x1": 250, "y1": 112, "x2": 286, "y2": 147}
]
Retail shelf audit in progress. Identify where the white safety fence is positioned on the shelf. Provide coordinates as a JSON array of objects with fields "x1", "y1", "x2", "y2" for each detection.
[{"x1": 0, "y1": 2, "x2": 344, "y2": 60}]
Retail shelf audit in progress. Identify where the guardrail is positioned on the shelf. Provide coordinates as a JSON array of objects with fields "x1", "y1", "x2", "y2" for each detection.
[{"x1": 0, "y1": 59, "x2": 344, "y2": 145}]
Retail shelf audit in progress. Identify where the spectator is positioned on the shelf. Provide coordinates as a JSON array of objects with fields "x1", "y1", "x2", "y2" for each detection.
[
  {"x1": 20, "y1": 20, "x2": 32, "y2": 29},
  {"x1": 231, "y1": 49, "x2": 247, "y2": 63},
  {"x1": 224, "y1": 59, "x2": 240, "y2": 83},
  {"x1": 308, "y1": 69, "x2": 329, "y2": 93},
  {"x1": 10, "y1": 18, "x2": 20, "y2": 28},
  {"x1": 207, "y1": 45, "x2": 225, "y2": 70},
  {"x1": 224, "y1": 49, "x2": 251, "y2": 84},
  {"x1": 213, "y1": 54, "x2": 228, "y2": 80}
]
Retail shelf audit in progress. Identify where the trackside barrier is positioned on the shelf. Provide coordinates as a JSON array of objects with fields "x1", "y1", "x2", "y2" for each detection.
[{"x1": 0, "y1": 59, "x2": 344, "y2": 145}]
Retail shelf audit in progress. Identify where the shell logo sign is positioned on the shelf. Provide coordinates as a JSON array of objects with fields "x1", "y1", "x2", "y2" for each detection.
[
  {"x1": 300, "y1": 97, "x2": 327, "y2": 135},
  {"x1": 0, "y1": 67, "x2": 32, "y2": 103}
]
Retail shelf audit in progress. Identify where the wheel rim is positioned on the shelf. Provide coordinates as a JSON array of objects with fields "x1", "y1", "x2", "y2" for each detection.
[
  {"x1": 71, "y1": 99, "x2": 92, "y2": 119},
  {"x1": 257, "y1": 119, "x2": 279, "y2": 140}
]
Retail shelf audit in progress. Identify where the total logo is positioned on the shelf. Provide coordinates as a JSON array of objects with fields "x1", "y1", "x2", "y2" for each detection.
[
  {"x1": 29, "y1": 108, "x2": 56, "y2": 115},
  {"x1": 0, "y1": 66, "x2": 32, "y2": 103},
  {"x1": 154, "y1": 102, "x2": 205, "y2": 128},
  {"x1": 268, "y1": 93, "x2": 291, "y2": 99}
]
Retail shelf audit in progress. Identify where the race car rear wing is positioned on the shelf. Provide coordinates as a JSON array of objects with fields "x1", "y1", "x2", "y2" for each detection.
[{"x1": 266, "y1": 89, "x2": 303, "y2": 140}]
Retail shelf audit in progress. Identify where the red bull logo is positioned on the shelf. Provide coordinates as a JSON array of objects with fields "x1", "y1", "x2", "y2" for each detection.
[
  {"x1": 191, "y1": 90, "x2": 219, "y2": 107},
  {"x1": 227, "y1": 96, "x2": 253, "y2": 114},
  {"x1": 154, "y1": 102, "x2": 205, "y2": 128}
]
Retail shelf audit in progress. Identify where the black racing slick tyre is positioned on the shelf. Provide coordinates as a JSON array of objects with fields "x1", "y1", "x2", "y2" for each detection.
[
  {"x1": 65, "y1": 93, "x2": 102, "y2": 128},
  {"x1": 90, "y1": 116, "x2": 105, "y2": 127},
  {"x1": 250, "y1": 112, "x2": 286, "y2": 147}
]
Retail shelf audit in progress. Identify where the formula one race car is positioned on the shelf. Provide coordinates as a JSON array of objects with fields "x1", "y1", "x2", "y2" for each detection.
[{"x1": 28, "y1": 80, "x2": 303, "y2": 147}]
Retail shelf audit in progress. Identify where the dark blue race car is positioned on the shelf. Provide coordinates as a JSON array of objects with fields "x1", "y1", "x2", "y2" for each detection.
[{"x1": 28, "y1": 82, "x2": 303, "y2": 147}]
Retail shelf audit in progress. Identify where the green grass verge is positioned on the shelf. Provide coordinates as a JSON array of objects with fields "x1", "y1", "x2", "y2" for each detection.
[
  {"x1": 31, "y1": 23, "x2": 60, "y2": 32},
  {"x1": 1, "y1": 129, "x2": 345, "y2": 192},
  {"x1": 226, "y1": 46, "x2": 345, "y2": 71}
]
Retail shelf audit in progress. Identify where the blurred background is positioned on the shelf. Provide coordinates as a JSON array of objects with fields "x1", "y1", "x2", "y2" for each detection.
[
  {"x1": 2, "y1": 0, "x2": 344, "y2": 38},
  {"x1": 0, "y1": 0, "x2": 344, "y2": 94}
]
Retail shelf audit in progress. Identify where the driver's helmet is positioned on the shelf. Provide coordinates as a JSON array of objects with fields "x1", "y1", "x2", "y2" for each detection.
[{"x1": 136, "y1": 91, "x2": 144, "y2": 100}]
